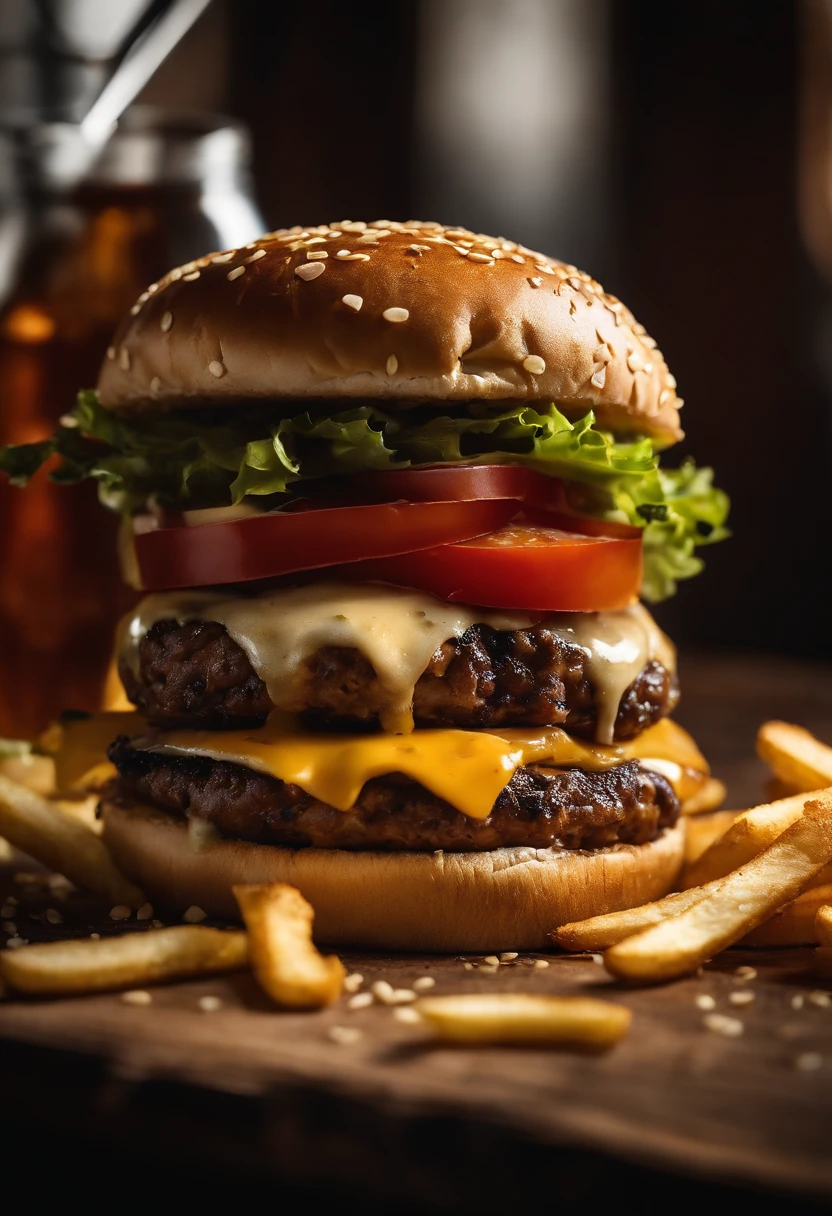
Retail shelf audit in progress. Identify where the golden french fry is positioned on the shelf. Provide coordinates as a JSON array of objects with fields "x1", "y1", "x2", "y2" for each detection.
[
  {"x1": 684, "y1": 809, "x2": 740, "y2": 865},
  {"x1": 682, "y1": 777, "x2": 727, "y2": 816},
  {"x1": 415, "y1": 993, "x2": 631, "y2": 1047},
  {"x1": 604, "y1": 794, "x2": 832, "y2": 983},
  {"x1": 0, "y1": 748, "x2": 55, "y2": 796},
  {"x1": 0, "y1": 927, "x2": 248, "y2": 996},
  {"x1": 233, "y1": 882, "x2": 344, "y2": 1009},
  {"x1": 741, "y1": 884, "x2": 832, "y2": 947},
  {"x1": 757, "y1": 722, "x2": 832, "y2": 794},
  {"x1": 682, "y1": 792, "x2": 812, "y2": 889},
  {"x1": 554, "y1": 886, "x2": 714, "y2": 952},
  {"x1": 815, "y1": 904, "x2": 832, "y2": 947},
  {"x1": 0, "y1": 773, "x2": 144, "y2": 906}
]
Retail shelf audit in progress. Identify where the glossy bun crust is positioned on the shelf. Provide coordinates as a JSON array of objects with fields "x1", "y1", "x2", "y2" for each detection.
[
  {"x1": 101, "y1": 798, "x2": 685, "y2": 952},
  {"x1": 98, "y1": 220, "x2": 683, "y2": 444}
]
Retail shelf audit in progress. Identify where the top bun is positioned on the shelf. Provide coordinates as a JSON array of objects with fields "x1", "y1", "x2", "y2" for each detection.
[{"x1": 98, "y1": 220, "x2": 682, "y2": 444}]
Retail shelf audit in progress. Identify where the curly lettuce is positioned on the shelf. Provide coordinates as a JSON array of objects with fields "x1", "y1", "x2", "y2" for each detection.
[{"x1": 0, "y1": 391, "x2": 729, "y2": 601}]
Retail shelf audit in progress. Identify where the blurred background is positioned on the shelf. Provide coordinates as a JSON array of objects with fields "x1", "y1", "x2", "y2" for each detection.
[{"x1": 0, "y1": 0, "x2": 829, "y2": 734}]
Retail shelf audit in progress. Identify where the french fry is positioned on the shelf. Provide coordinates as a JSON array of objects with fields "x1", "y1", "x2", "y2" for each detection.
[
  {"x1": 682, "y1": 777, "x2": 727, "y2": 816},
  {"x1": 554, "y1": 886, "x2": 714, "y2": 952},
  {"x1": 0, "y1": 927, "x2": 248, "y2": 996},
  {"x1": 815, "y1": 904, "x2": 832, "y2": 947},
  {"x1": 604, "y1": 794, "x2": 832, "y2": 983},
  {"x1": 233, "y1": 882, "x2": 344, "y2": 1009},
  {"x1": 741, "y1": 884, "x2": 832, "y2": 946},
  {"x1": 0, "y1": 773, "x2": 144, "y2": 906},
  {"x1": 415, "y1": 993, "x2": 632, "y2": 1047},
  {"x1": 681, "y1": 792, "x2": 812, "y2": 889},
  {"x1": 684, "y1": 809, "x2": 740, "y2": 865},
  {"x1": 757, "y1": 721, "x2": 832, "y2": 794}
]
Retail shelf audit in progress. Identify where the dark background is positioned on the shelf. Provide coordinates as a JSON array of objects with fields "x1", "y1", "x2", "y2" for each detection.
[{"x1": 145, "y1": 0, "x2": 827, "y2": 656}]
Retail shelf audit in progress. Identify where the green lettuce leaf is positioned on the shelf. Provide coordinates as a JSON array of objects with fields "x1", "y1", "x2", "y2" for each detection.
[{"x1": 0, "y1": 392, "x2": 729, "y2": 601}]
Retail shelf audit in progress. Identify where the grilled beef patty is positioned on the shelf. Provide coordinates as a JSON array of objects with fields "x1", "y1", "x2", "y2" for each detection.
[
  {"x1": 108, "y1": 737, "x2": 679, "y2": 853},
  {"x1": 121, "y1": 618, "x2": 678, "y2": 741}
]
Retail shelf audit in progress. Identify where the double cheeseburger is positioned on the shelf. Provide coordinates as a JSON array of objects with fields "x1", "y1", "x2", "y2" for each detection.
[{"x1": 1, "y1": 220, "x2": 728, "y2": 950}]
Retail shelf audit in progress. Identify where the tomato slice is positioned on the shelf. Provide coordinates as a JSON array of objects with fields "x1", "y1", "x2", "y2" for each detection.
[
  {"x1": 331, "y1": 464, "x2": 568, "y2": 507},
  {"x1": 331, "y1": 523, "x2": 643, "y2": 611},
  {"x1": 134, "y1": 498, "x2": 520, "y2": 591}
]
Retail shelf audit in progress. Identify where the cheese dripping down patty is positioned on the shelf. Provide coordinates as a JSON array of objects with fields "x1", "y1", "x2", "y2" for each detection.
[{"x1": 118, "y1": 582, "x2": 675, "y2": 743}]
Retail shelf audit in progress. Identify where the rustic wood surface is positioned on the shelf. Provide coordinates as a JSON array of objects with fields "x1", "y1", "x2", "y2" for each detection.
[{"x1": 2, "y1": 652, "x2": 832, "y2": 1209}]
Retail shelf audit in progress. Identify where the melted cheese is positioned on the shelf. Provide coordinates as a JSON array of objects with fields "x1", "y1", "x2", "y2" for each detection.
[
  {"x1": 119, "y1": 583, "x2": 675, "y2": 743},
  {"x1": 139, "y1": 717, "x2": 707, "y2": 821}
]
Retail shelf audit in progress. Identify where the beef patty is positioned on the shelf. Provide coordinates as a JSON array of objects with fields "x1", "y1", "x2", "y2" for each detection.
[
  {"x1": 121, "y1": 618, "x2": 678, "y2": 741},
  {"x1": 108, "y1": 737, "x2": 680, "y2": 853}
]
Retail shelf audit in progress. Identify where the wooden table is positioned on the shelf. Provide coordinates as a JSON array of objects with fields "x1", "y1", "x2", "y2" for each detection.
[{"x1": 2, "y1": 652, "x2": 832, "y2": 1210}]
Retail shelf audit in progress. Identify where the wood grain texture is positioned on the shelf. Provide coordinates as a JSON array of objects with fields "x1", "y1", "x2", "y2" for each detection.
[{"x1": 1, "y1": 653, "x2": 832, "y2": 1206}]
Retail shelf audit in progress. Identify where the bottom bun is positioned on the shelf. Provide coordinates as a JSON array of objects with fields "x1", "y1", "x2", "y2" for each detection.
[{"x1": 101, "y1": 800, "x2": 685, "y2": 952}]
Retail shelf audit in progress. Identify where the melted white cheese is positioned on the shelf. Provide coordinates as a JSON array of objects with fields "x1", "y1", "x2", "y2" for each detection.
[{"x1": 119, "y1": 583, "x2": 674, "y2": 741}]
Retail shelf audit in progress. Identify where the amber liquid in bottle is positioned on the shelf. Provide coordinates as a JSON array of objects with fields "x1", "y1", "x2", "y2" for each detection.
[{"x1": 0, "y1": 186, "x2": 194, "y2": 737}]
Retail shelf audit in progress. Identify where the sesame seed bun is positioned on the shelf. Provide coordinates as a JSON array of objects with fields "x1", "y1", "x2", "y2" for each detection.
[
  {"x1": 100, "y1": 798, "x2": 685, "y2": 952},
  {"x1": 98, "y1": 220, "x2": 683, "y2": 445}
]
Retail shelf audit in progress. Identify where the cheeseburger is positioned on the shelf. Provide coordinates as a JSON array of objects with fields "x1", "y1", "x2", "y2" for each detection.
[{"x1": 1, "y1": 220, "x2": 728, "y2": 950}]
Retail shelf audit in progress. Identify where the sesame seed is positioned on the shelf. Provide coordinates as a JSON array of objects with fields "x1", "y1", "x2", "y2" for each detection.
[
  {"x1": 328, "y1": 1025, "x2": 362, "y2": 1045},
  {"x1": 535, "y1": 263, "x2": 556, "y2": 275},
  {"x1": 809, "y1": 990, "x2": 832, "y2": 1008},
  {"x1": 347, "y1": 992, "x2": 374, "y2": 1010},
  {"x1": 110, "y1": 905, "x2": 131, "y2": 921},
  {"x1": 533, "y1": 959, "x2": 550, "y2": 969},
  {"x1": 227, "y1": 265, "x2": 246, "y2": 281},
  {"x1": 182, "y1": 271, "x2": 200, "y2": 282},
  {"x1": 150, "y1": 377, "x2": 162, "y2": 394},
  {"x1": 644, "y1": 361, "x2": 653, "y2": 374},
  {"x1": 386, "y1": 355, "x2": 398, "y2": 375},
  {"x1": 342, "y1": 253, "x2": 371, "y2": 261},
  {"x1": 136, "y1": 903, "x2": 154, "y2": 921},
  {"x1": 59, "y1": 414, "x2": 78, "y2": 428},
  {"x1": 696, "y1": 994, "x2": 716, "y2": 1011},
  {"x1": 413, "y1": 976, "x2": 435, "y2": 991},
  {"x1": 499, "y1": 952, "x2": 519, "y2": 963},
  {"x1": 183, "y1": 906, "x2": 207, "y2": 923},
  {"x1": 106, "y1": 346, "x2": 116, "y2": 360},
  {"x1": 208, "y1": 360, "x2": 226, "y2": 379},
  {"x1": 45, "y1": 908, "x2": 63, "y2": 925},
  {"x1": 510, "y1": 254, "x2": 525, "y2": 264},
  {"x1": 483, "y1": 955, "x2": 500, "y2": 966},
  {"x1": 198, "y1": 995, "x2": 223, "y2": 1013},
  {"x1": 591, "y1": 367, "x2": 607, "y2": 389},
  {"x1": 467, "y1": 251, "x2": 494, "y2": 264},
  {"x1": 211, "y1": 252, "x2": 236, "y2": 264},
  {"x1": 246, "y1": 249, "x2": 267, "y2": 263},
  {"x1": 119, "y1": 348, "x2": 130, "y2": 371},
  {"x1": 377, "y1": 983, "x2": 417, "y2": 1005},
  {"x1": 122, "y1": 990, "x2": 153, "y2": 1007},
  {"x1": 306, "y1": 250, "x2": 328, "y2": 260},
  {"x1": 729, "y1": 990, "x2": 755, "y2": 1007},
  {"x1": 342, "y1": 294, "x2": 363, "y2": 312},
  {"x1": 735, "y1": 966, "x2": 757, "y2": 981},
  {"x1": 295, "y1": 262, "x2": 325, "y2": 281},
  {"x1": 796, "y1": 1052, "x2": 824, "y2": 1072},
  {"x1": 343, "y1": 972, "x2": 364, "y2": 992},
  {"x1": 393, "y1": 1007, "x2": 422, "y2": 1025},
  {"x1": 371, "y1": 980, "x2": 395, "y2": 1003},
  {"x1": 792, "y1": 994, "x2": 805, "y2": 1009},
  {"x1": 170, "y1": 268, "x2": 183, "y2": 281},
  {"x1": 335, "y1": 249, "x2": 351, "y2": 258},
  {"x1": 160, "y1": 311, "x2": 173, "y2": 332},
  {"x1": 627, "y1": 352, "x2": 645, "y2": 373},
  {"x1": 6, "y1": 937, "x2": 26, "y2": 949},
  {"x1": 90, "y1": 933, "x2": 100, "y2": 940},
  {"x1": 703, "y1": 1013, "x2": 744, "y2": 1037},
  {"x1": 592, "y1": 953, "x2": 604, "y2": 965},
  {"x1": 382, "y1": 307, "x2": 409, "y2": 323},
  {"x1": 130, "y1": 303, "x2": 141, "y2": 316},
  {"x1": 523, "y1": 355, "x2": 546, "y2": 375},
  {"x1": 659, "y1": 389, "x2": 671, "y2": 405},
  {"x1": 529, "y1": 277, "x2": 543, "y2": 288},
  {"x1": 666, "y1": 373, "x2": 677, "y2": 389}
]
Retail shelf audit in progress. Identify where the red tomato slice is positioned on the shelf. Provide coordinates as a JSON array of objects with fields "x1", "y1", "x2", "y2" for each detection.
[
  {"x1": 134, "y1": 498, "x2": 520, "y2": 591},
  {"x1": 332, "y1": 464, "x2": 568, "y2": 507},
  {"x1": 331, "y1": 523, "x2": 643, "y2": 611}
]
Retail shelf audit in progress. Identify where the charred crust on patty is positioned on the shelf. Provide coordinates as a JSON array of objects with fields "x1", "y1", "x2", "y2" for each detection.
[
  {"x1": 121, "y1": 618, "x2": 678, "y2": 740},
  {"x1": 108, "y1": 737, "x2": 680, "y2": 853}
]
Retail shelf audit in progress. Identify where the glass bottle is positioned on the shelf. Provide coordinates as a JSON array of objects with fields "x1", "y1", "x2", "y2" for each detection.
[{"x1": 0, "y1": 108, "x2": 265, "y2": 736}]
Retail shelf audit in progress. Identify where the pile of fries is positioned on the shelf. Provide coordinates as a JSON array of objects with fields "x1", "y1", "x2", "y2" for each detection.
[{"x1": 3, "y1": 718, "x2": 832, "y2": 1050}]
